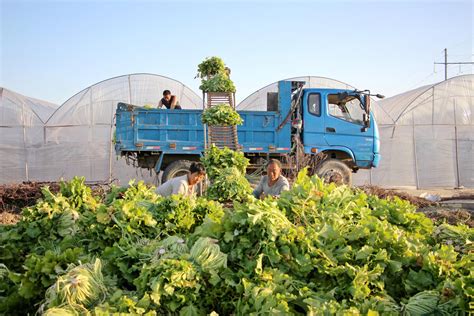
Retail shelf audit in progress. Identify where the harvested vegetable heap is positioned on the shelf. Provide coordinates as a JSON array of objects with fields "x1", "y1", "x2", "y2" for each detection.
[
  {"x1": 0, "y1": 170, "x2": 472, "y2": 315},
  {"x1": 200, "y1": 145, "x2": 251, "y2": 203}
]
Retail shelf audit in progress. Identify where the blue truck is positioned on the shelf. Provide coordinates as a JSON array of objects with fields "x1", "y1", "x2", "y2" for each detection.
[{"x1": 115, "y1": 81, "x2": 382, "y2": 185}]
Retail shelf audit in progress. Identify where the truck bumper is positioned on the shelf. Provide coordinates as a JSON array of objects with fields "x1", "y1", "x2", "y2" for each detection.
[{"x1": 372, "y1": 153, "x2": 381, "y2": 168}]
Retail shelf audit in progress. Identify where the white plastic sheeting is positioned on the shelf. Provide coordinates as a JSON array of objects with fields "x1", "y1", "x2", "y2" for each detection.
[
  {"x1": 1, "y1": 74, "x2": 202, "y2": 184},
  {"x1": 237, "y1": 76, "x2": 357, "y2": 111},
  {"x1": 0, "y1": 88, "x2": 59, "y2": 183},
  {"x1": 353, "y1": 75, "x2": 473, "y2": 188},
  {"x1": 2, "y1": 73, "x2": 472, "y2": 188},
  {"x1": 237, "y1": 75, "x2": 387, "y2": 125}
]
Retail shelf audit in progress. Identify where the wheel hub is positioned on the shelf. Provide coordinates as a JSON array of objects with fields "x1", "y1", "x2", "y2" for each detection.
[{"x1": 322, "y1": 169, "x2": 344, "y2": 185}]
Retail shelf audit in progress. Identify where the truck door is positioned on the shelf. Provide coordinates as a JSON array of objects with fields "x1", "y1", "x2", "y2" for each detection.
[
  {"x1": 323, "y1": 91, "x2": 374, "y2": 165},
  {"x1": 301, "y1": 91, "x2": 328, "y2": 151}
]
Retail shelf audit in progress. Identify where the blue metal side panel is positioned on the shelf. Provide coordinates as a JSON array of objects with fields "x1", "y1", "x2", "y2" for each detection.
[
  {"x1": 115, "y1": 98, "x2": 292, "y2": 156},
  {"x1": 115, "y1": 108, "x2": 205, "y2": 154},
  {"x1": 235, "y1": 82, "x2": 292, "y2": 153},
  {"x1": 303, "y1": 145, "x2": 356, "y2": 161},
  {"x1": 372, "y1": 153, "x2": 381, "y2": 168},
  {"x1": 372, "y1": 118, "x2": 381, "y2": 167},
  {"x1": 237, "y1": 111, "x2": 290, "y2": 152},
  {"x1": 136, "y1": 110, "x2": 204, "y2": 146},
  {"x1": 115, "y1": 109, "x2": 136, "y2": 151}
]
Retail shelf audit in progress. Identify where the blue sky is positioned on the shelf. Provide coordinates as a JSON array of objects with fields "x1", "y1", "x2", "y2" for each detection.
[{"x1": 1, "y1": 0, "x2": 472, "y2": 105}]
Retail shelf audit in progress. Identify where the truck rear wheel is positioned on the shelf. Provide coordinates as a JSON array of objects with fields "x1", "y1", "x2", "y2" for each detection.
[
  {"x1": 314, "y1": 159, "x2": 352, "y2": 186},
  {"x1": 162, "y1": 160, "x2": 193, "y2": 183}
]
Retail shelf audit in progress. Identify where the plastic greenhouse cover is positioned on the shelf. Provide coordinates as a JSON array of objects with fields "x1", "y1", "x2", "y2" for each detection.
[{"x1": 1, "y1": 74, "x2": 472, "y2": 188}]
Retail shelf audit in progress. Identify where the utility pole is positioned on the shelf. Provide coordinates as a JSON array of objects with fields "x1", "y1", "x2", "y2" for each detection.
[
  {"x1": 444, "y1": 48, "x2": 447, "y2": 80},
  {"x1": 434, "y1": 48, "x2": 474, "y2": 81}
]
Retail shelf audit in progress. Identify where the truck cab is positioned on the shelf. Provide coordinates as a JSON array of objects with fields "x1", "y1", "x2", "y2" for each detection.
[
  {"x1": 301, "y1": 87, "x2": 380, "y2": 170},
  {"x1": 263, "y1": 80, "x2": 381, "y2": 184}
]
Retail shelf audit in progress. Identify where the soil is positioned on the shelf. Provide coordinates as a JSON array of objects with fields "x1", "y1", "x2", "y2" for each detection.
[
  {"x1": 417, "y1": 207, "x2": 473, "y2": 227},
  {"x1": 0, "y1": 181, "x2": 109, "y2": 225},
  {"x1": 0, "y1": 211, "x2": 21, "y2": 225},
  {"x1": 358, "y1": 185, "x2": 435, "y2": 208},
  {"x1": 0, "y1": 182, "x2": 61, "y2": 214}
]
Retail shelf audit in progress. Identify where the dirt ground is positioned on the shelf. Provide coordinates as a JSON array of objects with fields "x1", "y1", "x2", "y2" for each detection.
[
  {"x1": 0, "y1": 181, "x2": 108, "y2": 225},
  {"x1": 392, "y1": 187, "x2": 474, "y2": 201}
]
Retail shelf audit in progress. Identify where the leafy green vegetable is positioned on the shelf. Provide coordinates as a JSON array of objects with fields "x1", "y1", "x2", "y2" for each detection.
[
  {"x1": 196, "y1": 56, "x2": 226, "y2": 79},
  {"x1": 197, "y1": 56, "x2": 235, "y2": 93},
  {"x1": 401, "y1": 290, "x2": 439, "y2": 315},
  {"x1": 201, "y1": 103, "x2": 243, "y2": 126},
  {"x1": 0, "y1": 172, "x2": 472, "y2": 315},
  {"x1": 205, "y1": 167, "x2": 252, "y2": 203},
  {"x1": 433, "y1": 223, "x2": 473, "y2": 254},
  {"x1": 190, "y1": 237, "x2": 227, "y2": 272},
  {"x1": 200, "y1": 145, "x2": 249, "y2": 180},
  {"x1": 44, "y1": 259, "x2": 109, "y2": 310},
  {"x1": 199, "y1": 73, "x2": 236, "y2": 93}
]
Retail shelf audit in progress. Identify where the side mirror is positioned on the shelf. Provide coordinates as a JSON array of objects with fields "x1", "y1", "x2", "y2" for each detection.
[
  {"x1": 363, "y1": 113, "x2": 371, "y2": 128},
  {"x1": 363, "y1": 95, "x2": 371, "y2": 128},
  {"x1": 364, "y1": 95, "x2": 371, "y2": 114}
]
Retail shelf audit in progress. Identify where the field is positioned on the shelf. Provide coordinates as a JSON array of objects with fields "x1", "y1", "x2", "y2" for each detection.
[{"x1": 0, "y1": 173, "x2": 472, "y2": 315}]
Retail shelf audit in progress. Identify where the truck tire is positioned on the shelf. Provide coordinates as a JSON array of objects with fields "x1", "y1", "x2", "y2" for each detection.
[
  {"x1": 161, "y1": 160, "x2": 193, "y2": 183},
  {"x1": 314, "y1": 159, "x2": 352, "y2": 186}
]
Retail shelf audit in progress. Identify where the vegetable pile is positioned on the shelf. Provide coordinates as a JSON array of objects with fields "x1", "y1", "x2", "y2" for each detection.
[
  {"x1": 1, "y1": 169, "x2": 473, "y2": 315},
  {"x1": 201, "y1": 145, "x2": 252, "y2": 203},
  {"x1": 201, "y1": 104, "x2": 243, "y2": 126},
  {"x1": 197, "y1": 57, "x2": 236, "y2": 93}
]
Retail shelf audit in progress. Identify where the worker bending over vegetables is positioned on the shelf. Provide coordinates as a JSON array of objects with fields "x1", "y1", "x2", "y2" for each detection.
[
  {"x1": 253, "y1": 159, "x2": 290, "y2": 199},
  {"x1": 156, "y1": 162, "x2": 206, "y2": 197},
  {"x1": 158, "y1": 90, "x2": 181, "y2": 109}
]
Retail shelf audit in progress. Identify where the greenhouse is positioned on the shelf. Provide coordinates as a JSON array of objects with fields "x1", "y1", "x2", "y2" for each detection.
[
  {"x1": 0, "y1": 74, "x2": 202, "y2": 184},
  {"x1": 1, "y1": 74, "x2": 472, "y2": 189},
  {"x1": 0, "y1": 88, "x2": 59, "y2": 183},
  {"x1": 353, "y1": 74, "x2": 473, "y2": 189},
  {"x1": 237, "y1": 76, "x2": 360, "y2": 111}
]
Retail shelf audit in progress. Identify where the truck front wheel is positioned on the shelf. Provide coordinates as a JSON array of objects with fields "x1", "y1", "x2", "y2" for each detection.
[{"x1": 314, "y1": 159, "x2": 352, "y2": 186}]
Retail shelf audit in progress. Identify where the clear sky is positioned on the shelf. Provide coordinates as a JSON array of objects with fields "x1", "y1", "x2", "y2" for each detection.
[{"x1": 1, "y1": 0, "x2": 472, "y2": 105}]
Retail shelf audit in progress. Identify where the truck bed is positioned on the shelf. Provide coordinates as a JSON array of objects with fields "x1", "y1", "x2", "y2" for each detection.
[{"x1": 115, "y1": 103, "x2": 291, "y2": 156}]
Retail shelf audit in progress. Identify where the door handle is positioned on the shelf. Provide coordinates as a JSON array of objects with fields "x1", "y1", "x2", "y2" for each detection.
[{"x1": 326, "y1": 127, "x2": 336, "y2": 133}]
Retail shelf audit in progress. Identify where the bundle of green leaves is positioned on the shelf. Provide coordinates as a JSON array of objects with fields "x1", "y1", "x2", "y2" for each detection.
[
  {"x1": 200, "y1": 145, "x2": 249, "y2": 180},
  {"x1": 196, "y1": 57, "x2": 226, "y2": 79},
  {"x1": 201, "y1": 103, "x2": 243, "y2": 126},
  {"x1": 205, "y1": 167, "x2": 253, "y2": 203},
  {"x1": 197, "y1": 56, "x2": 235, "y2": 93},
  {"x1": 199, "y1": 73, "x2": 236, "y2": 93}
]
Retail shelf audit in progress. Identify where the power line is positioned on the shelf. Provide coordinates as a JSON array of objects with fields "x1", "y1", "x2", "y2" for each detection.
[{"x1": 434, "y1": 48, "x2": 474, "y2": 80}]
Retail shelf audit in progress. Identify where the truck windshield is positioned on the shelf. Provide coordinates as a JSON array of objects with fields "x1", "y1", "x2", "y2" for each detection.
[{"x1": 327, "y1": 94, "x2": 365, "y2": 125}]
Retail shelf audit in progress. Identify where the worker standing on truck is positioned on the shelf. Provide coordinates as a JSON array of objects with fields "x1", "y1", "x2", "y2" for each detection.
[
  {"x1": 253, "y1": 159, "x2": 290, "y2": 199},
  {"x1": 156, "y1": 162, "x2": 206, "y2": 197},
  {"x1": 158, "y1": 90, "x2": 182, "y2": 109}
]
